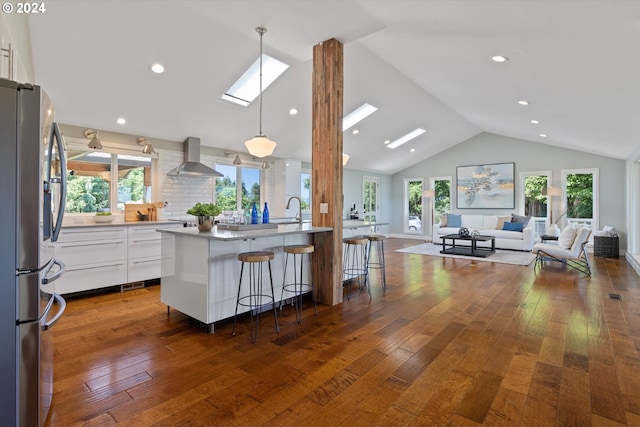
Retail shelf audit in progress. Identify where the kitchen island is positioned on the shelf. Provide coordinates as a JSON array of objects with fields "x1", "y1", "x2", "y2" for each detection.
[{"x1": 157, "y1": 223, "x2": 332, "y2": 332}]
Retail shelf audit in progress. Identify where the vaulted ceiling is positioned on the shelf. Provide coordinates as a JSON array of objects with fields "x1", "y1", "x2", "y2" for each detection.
[{"x1": 27, "y1": 1, "x2": 640, "y2": 174}]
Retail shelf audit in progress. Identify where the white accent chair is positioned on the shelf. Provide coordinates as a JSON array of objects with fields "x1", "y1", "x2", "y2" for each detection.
[{"x1": 532, "y1": 226, "x2": 592, "y2": 276}]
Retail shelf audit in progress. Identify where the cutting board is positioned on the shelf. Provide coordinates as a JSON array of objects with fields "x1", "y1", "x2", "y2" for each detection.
[{"x1": 125, "y1": 203, "x2": 157, "y2": 222}]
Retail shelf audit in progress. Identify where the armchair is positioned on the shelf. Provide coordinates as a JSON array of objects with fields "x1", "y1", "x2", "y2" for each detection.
[{"x1": 533, "y1": 227, "x2": 592, "y2": 276}]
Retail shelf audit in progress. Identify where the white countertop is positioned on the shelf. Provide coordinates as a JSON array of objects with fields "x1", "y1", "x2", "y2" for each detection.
[{"x1": 157, "y1": 223, "x2": 332, "y2": 241}]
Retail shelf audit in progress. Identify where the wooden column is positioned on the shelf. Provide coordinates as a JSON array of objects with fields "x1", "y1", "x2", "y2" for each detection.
[{"x1": 311, "y1": 38, "x2": 343, "y2": 306}]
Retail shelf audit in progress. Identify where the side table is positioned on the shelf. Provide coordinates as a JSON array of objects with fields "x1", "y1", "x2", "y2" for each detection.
[{"x1": 540, "y1": 235, "x2": 559, "y2": 243}]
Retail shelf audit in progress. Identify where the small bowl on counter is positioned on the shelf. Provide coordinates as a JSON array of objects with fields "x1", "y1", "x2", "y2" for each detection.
[{"x1": 94, "y1": 214, "x2": 115, "y2": 223}]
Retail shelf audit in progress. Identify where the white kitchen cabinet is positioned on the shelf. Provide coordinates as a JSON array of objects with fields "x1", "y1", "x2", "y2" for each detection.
[
  {"x1": 54, "y1": 226, "x2": 128, "y2": 294},
  {"x1": 127, "y1": 223, "x2": 182, "y2": 283},
  {"x1": 159, "y1": 228, "x2": 319, "y2": 332},
  {"x1": 54, "y1": 222, "x2": 184, "y2": 294}
]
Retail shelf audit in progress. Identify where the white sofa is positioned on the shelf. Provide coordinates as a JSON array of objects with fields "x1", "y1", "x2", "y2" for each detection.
[{"x1": 433, "y1": 214, "x2": 535, "y2": 251}]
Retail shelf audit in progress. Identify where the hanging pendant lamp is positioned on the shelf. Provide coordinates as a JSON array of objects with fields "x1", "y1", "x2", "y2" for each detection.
[{"x1": 245, "y1": 27, "x2": 277, "y2": 158}]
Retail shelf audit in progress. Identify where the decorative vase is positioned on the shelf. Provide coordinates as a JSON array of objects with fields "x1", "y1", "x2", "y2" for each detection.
[
  {"x1": 196, "y1": 216, "x2": 214, "y2": 232},
  {"x1": 546, "y1": 224, "x2": 560, "y2": 237}
]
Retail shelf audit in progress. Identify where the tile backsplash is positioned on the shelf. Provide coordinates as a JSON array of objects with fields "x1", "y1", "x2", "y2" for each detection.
[{"x1": 159, "y1": 149, "x2": 216, "y2": 219}]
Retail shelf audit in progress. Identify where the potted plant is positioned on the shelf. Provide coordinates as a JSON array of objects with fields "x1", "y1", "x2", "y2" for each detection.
[{"x1": 187, "y1": 202, "x2": 221, "y2": 232}]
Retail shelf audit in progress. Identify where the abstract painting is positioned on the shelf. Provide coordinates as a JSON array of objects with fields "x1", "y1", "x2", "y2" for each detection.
[{"x1": 456, "y1": 162, "x2": 515, "y2": 209}]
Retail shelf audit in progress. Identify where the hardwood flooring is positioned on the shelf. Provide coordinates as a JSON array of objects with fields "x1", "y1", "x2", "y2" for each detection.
[{"x1": 45, "y1": 238, "x2": 640, "y2": 426}]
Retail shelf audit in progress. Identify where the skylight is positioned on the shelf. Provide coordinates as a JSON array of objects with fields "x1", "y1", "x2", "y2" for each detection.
[
  {"x1": 221, "y1": 54, "x2": 290, "y2": 107},
  {"x1": 343, "y1": 103, "x2": 378, "y2": 131},
  {"x1": 386, "y1": 128, "x2": 426, "y2": 149}
]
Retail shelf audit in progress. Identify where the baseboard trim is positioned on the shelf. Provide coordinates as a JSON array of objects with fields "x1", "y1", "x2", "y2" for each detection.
[{"x1": 625, "y1": 252, "x2": 640, "y2": 277}]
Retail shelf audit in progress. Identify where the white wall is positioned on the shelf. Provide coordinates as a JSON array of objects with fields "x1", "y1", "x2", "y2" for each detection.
[
  {"x1": 300, "y1": 162, "x2": 392, "y2": 224},
  {"x1": 1, "y1": 13, "x2": 35, "y2": 82},
  {"x1": 391, "y1": 132, "x2": 626, "y2": 246}
]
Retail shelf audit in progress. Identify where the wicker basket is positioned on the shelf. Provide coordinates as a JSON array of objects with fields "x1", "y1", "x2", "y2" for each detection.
[{"x1": 594, "y1": 235, "x2": 619, "y2": 258}]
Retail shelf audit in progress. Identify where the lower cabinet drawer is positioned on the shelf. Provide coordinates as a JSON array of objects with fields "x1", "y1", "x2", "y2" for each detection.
[
  {"x1": 128, "y1": 256, "x2": 161, "y2": 283},
  {"x1": 56, "y1": 239, "x2": 126, "y2": 266},
  {"x1": 128, "y1": 237, "x2": 162, "y2": 259},
  {"x1": 56, "y1": 261, "x2": 128, "y2": 294}
]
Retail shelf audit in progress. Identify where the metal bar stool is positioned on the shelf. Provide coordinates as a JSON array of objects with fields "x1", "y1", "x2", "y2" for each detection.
[
  {"x1": 342, "y1": 236, "x2": 370, "y2": 300},
  {"x1": 364, "y1": 234, "x2": 387, "y2": 290},
  {"x1": 232, "y1": 251, "x2": 279, "y2": 343},
  {"x1": 280, "y1": 244, "x2": 317, "y2": 323}
]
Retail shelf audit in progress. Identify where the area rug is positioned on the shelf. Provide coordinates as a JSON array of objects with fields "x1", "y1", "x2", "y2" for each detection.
[{"x1": 396, "y1": 243, "x2": 536, "y2": 266}]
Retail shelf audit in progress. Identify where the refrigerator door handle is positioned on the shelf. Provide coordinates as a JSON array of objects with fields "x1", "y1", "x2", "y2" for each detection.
[
  {"x1": 41, "y1": 258, "x2": 65, "y2": 285},
  {"x1": 44, "y1": 122, "x2": 67, "y2": 242},
  {"x1": 41, "y1": 293, "x2": 66, "y2": 331}
]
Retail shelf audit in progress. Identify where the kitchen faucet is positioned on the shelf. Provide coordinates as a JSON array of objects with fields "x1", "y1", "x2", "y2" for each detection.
[{"x1": 286, "y1": 196, "x2": 303, "y2": 224}]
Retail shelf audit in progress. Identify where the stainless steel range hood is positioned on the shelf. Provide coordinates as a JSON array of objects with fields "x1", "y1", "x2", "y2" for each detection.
[{"x1": 167, "y1": 137, "x2": 223, "y2": 177}]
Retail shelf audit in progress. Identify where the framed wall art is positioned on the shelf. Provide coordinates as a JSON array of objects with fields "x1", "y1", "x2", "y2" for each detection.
[{"x1": 456, "y1": 162, "x2": 515, "y2": 209}]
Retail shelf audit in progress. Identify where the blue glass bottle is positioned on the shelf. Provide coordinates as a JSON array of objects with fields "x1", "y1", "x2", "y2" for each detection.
[
  {"x1": 262, "y1": 202, "x2": 269, "y2": 224},
  {"x1": 251, "y1": 203, "x2": 258, "y2": 224}
]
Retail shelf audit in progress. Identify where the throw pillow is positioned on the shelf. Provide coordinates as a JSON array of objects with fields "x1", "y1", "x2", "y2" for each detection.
[
  {"x1": 557, "y1": 226, "x2": 578, "y2": 249},
  {"x1": 447, "y1": 213, "x2": 462, "y2": 228},
  {"x1": 440, "y1": 215, "x2": 448, "y2": 227},
  {"x1": 496, "y1": 216, "x2": 511, "y2": 230},
  {"x1": 511, "y1": 213, "x2": 531, "y2": 228},
  {"x1": 502, "y1": 222, "x2": 523, "y2": 232}
]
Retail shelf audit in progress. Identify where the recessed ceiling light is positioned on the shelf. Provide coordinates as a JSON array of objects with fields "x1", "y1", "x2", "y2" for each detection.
[
  {"x1": 151, "y1": 63, "x2": 165, "y2": 74},
  {"x1": 530, "y1": 120, "x2": 540, "y2": 124},
  {"x1": 384, "y1": 140, "x2": 390, "y2": 145},
  {"x1": 221, "y1": 54, "x2": 290, "y2": 107},
  {"x1": 352, "y1": 129, "x2": 359, "y2": 135},
  {"x1": 387, "y1": 128, "x2": 426, "y2": 149},
  {"x1": 539, "y1": 133, "x2": 547, "y2": 138},
  {"x1": 117, "y1": 118, "x2": 126, "y2": 125},
  {"x1": 289, "y1": 108, "x2": 298, "y2": 115},
  {"x1": 343, "y1": 103, "x2": 378, "y2": 131},
  {"x1": 492, "y1": 55, "x2": 509, "y2": 63},
  {"x1": 410, "y1": 148, "x2": 416, "y2": 152},
  {"x1": 518, "y1": 100, "x2": 529, "y2": 106}
]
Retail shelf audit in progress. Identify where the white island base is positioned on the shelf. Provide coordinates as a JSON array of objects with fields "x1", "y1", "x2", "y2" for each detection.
[{"x1": 159, "y1": 224, "x2": 330, "y2": 333}]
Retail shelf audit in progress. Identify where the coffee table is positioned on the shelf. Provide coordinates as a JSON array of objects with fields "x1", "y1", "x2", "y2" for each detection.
[{"x1": 441, "y1": 233, "x2": 496, "y2": 258}]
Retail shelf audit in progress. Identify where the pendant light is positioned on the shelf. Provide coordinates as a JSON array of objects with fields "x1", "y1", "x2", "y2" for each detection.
[{"x1": 244, "y1": 27, "x2": 277, "y2": 158}]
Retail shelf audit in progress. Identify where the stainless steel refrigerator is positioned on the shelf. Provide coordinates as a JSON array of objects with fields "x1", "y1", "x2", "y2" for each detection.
[{"x1": 0, "y1": 78, "x2": 67, "y2": 427}]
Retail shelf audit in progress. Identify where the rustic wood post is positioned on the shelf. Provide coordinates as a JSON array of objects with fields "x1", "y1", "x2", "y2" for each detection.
[{"x1": 311, "y1": 38, "x2": 343, "y2": 305}]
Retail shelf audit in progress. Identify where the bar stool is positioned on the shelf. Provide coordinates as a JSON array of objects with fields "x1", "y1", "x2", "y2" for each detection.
[
  {"x1": 364, "y1": 234, "x2": 387, "y2": 290},
  {"x1": 280, "y1": 244, "x2": 317, "y2": 323},
  {"x1": 232, "y1": 251, "x2": 279, "y2": 343},
  {"x1": 342, "y1": 236, "x2": 370, "y2": 300}
]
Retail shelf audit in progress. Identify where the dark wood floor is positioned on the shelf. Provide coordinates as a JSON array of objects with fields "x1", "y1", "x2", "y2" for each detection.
[{"x1": 45, "y1": 238, "x2": 640, "y2": 426}]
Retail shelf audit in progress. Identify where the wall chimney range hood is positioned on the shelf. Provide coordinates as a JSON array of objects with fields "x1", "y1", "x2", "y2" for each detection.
[{"x1": 167, "y1": 137, "x2": 223, "y2": 177}]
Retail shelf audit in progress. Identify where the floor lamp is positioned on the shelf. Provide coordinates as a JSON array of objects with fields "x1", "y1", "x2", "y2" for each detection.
[
  {"x1": 542, "y1": 185, "x2": 562, "y2": 236},
  {"x1": 422, "y1": 189, "x2": 435, "y2": 241}
]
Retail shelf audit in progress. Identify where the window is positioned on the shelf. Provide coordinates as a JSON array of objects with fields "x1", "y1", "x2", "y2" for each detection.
[
  {"x1": 404, "y1": 178, "x2": 423, "y2": 233},
  {"x1": 65, "y1": 146, "x2": 153, "y2": 213},
  {"x1": 215, "y1": 163, "x2": 261, "y2": 212},
  {"x1": 117, "y1": 154, "x2": 152, "y2": 209},
  {"x1": 430, "y1": 176, "x2": 452, "y2": 223},
  {"x1": 363, "y1": 176, "x2": 379, "y2": 223},
  {"x1": 519, "y1": 171, "x2": 551, "y2": 237},
  {"x1": 562, "y1": 168, "x2": 598, "y2": 230},
  {"x1": 301, "y1": 170, "x2": 311, "y2": 211}
]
